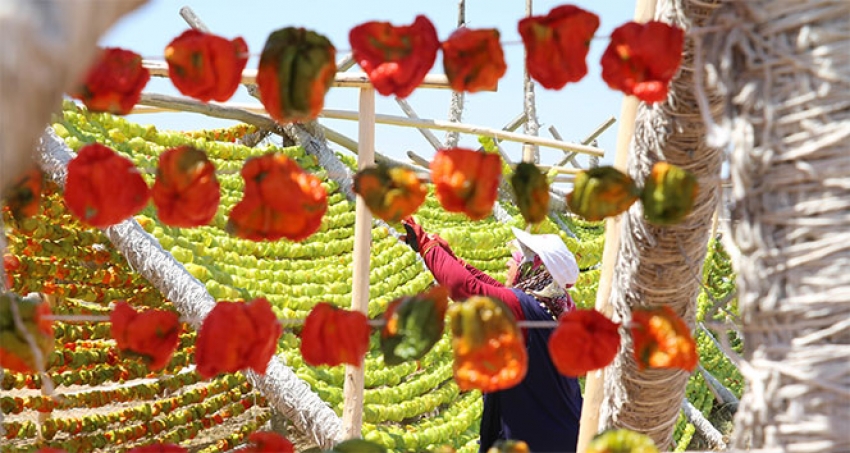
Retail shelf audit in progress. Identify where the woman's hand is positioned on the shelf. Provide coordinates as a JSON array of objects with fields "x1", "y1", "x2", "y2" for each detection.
[{"x1": 400, "y1": 217, "x2": 455, "y2": 257}]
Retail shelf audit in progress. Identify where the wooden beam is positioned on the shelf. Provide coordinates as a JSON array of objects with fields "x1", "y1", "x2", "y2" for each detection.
[
  {"x1": 134, "y1": 102, "x2": 603, "y2": 155},
  {"x1": 575, "y1": 1, "x2": 656, "y2": 451},
  {"x1": 341, "y1": 87, "x2": 375, "y2": 439},
  {"x1": 320, "y1": 109, "x2": 604, "y2": 156},
  {"x1": 552, "y1": 116, "x2": 617, "y2": 168},
  {"x1": 395, "y1": 97, "x2": 444, "y2": 150}
]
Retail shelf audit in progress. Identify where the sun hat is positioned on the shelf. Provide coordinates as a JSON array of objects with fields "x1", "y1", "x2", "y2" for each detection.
[{"x1": 510, "y1": 227, "x2": 579, "y2": 288}]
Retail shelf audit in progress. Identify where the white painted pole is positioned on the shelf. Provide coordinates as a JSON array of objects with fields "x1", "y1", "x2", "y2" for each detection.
[{"x1": 341, "y1": 86, "x2": 375, "y2": 439}]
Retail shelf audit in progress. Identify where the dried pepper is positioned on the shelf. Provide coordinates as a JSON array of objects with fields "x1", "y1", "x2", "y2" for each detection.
[
  {"x1": 165, "y1": 29, "x2": 249, "y2": 102},
  {"x1": 353, "y1": 164, "x2": 427, "y2": 223},
  {"x1": 601, "y1": 21, "x2": 685, "y2": 104},
  {"x1": 64, "y1": 143, "x2": 150, "y2": 228},
  {"x1": 152, "y1": 146, "x2": 220, "y2": 228},
  {"x1": 301, "y1": 302, "x2": 371, "y2": 367},
  {"x1": 567, "y1": 166, "x2": 640, "y2": 221},
  {"x1": 430, "y1": 148, "x2": 501, "y2": 221},
  {"x1": 447, "y1": 296, "x2": 527, "y2": 392}
]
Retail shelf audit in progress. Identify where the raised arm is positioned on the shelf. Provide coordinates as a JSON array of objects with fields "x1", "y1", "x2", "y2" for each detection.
[{"x1": 401, "y1": 218, "x2": 523, "y2": 320}]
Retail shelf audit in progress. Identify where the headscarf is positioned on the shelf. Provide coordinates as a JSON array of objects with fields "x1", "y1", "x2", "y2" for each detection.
[{"x1": 510, "y1": 253, "x2": 575, "y2": 320}]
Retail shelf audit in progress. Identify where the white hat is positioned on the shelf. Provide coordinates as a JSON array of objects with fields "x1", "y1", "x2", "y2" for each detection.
[{"x1": 511, "y1": 227, "x2": 579, "y2": 288}]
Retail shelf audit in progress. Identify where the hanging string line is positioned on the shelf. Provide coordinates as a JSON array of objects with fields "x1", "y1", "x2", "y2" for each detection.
[
  {"x1": 137, "y1": 37, "x2": 617, "y2": 61},
  {"x1": 44, "y1": 313, "x2": 561, "y2": 329}
]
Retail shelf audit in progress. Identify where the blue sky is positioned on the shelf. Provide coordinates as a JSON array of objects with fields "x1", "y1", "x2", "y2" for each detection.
[{"x1": 101, "y1": 1, "x2": 634, "y2": 169}]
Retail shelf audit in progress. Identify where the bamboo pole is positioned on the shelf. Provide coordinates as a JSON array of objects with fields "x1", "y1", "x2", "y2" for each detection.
[
  {"x1": 395, "y1": 97, "x2": 444, "y2": 150},
  {"x1": 444, "y1": 0, "x2": 466, "y2": 148},
  {"x1": 574, "y1": 1, "x2": 656, "y2": 451},
  {"x1": 522, "y1": 0, "x2": 539, "y2": 163},
  {"x1": 341, "y1": 87, "x2": 375, "y2": 439},
  {"x1": 552, "y1": 116, "x2": 617, "y2": 168},
  {"x1": 319, "y1": 109, "x2": 604, "y2": 156}
]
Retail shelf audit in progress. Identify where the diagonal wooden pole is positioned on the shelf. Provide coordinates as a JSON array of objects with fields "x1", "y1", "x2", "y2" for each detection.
[
  {"x1": 341, "y1": 86, "x2": 376, "y2": 439},
  {"x1": 574, "y1": 1, "x2": 656, "y2": 451}
]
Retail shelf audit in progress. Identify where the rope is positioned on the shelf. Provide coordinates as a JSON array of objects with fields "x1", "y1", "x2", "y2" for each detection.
[
  {"x1": 598, "y1": 0, "x2": 724, "y2": 449},
  {"x1": 698, "y1": 1, "x2": 850, "y2": 452}
]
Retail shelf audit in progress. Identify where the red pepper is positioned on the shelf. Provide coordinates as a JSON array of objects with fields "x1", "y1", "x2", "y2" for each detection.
[
  {"x1": 548, "y1": 309, "x2": 620, "y2": 377},
  {"x1": 350, "y1": 15, "x2": 439, "y2": 98},
  {"x1": 195, "y1": 298, "x2": 282, "y2": 378},
  {"x1": 71, "y1": 47, "x2": 150, "y2": 115},
  {"x1": 109, "y1": 301, "x2": 181, "y2": 371},
  {"x1": 430, "y1": 148, "x2": 501, "y2": 221},
  {"x1": 152, "y1": 146, "x2": 220, "y2": 228},
  {"x1": 165, "y1": 30, "x2": 248, "y2": 102},
  {"x1": 64, "y1": 143, "x2": 150, "y2": 228},
  {"x1": 300, "y1": 302, "x2": 370, "y2": 367},
  {"x1": 601, "y1": 21, "x2": 685, "y2": 103},
  {"x1": 226, "y1": 153, "x2": 327, "y2": 242},
  {"x1": 442, "y1": 28, "x2": 506, "y2": 93},
  {"x1": 518, "y1": 5, "x2": 600, "y2": 89},
  {"x1": 631, "y1": 305, "x2": 697, "y2": 372}
]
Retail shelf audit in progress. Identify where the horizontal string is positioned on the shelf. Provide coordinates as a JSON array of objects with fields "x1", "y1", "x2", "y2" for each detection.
[
  {"x1": 137, "y1": 36, "x2": 615, "y2": 61},
  {"x1": 45, "y1": 313, "x2": 560, "y2": 329}
]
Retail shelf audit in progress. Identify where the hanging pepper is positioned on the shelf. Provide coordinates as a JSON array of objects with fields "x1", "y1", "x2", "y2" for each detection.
[
  {"x1": 195, "y1": 298, "x2": 282, "y2": 378},
  {"x1": 0, "y1": 292, "x2": 54, "y2": 373},
  {"x1": 353, "y1": 164, "x2": 427, "y2": 223},
  {"x1": 601, "y1": 21, "x2": 685, "y2": 104},
  {"x1": 630, "y1": 305, "x2": 698, "y2": 372},
  {"x1": 257, "y1": 27, "x2": 336, "y2": 123},
  {"x1": 152, "y1": 146, "x2": 220, "y2": 228},
  {"x1": 430, "y1": 148, "x2": 502, "y2": 221},
  {"x1": 510, "y1": 162, "x2": 550, "y2": 225},
  {"x1": 380, "y1": 286, "x2": 449, "y2": 365},
  {"x1": 70, "y1": 47, "x2": 150, "y2": 115},
  {"x1": 64, "y1": 143, "x2": 150, "y2": 228},
  {"x1": 349, "y1": 15, "x2": 440, "y2": 98},
  {"x1": 518, "y1": 5, "x2": 600, "y2": 89},
  {"x1": 109, "y1": 301, "x2": 181, "y2": 371},
  {"x1": 300, "y1": 302, "x2": 371, "y2": 367},
  {"x1": 548, "y1": 309, "x2": 620, "y2": 377},
  {"x1": 165, "y1": 29, "x2": 249, "y2": 102},
  {"x1": 243, "y1": 431, "x2": 294, "y2": 453},
  {"x1": 640, "y1": 162, "x2": 698, "y2": 225},
  {"x1": 567, "y1": 166, "x2": 640, "y2": 221},
  {"x1": 226, "y1": 153, "x2": 327, "y2": 242},
  {"x1": 442, "y1": 28, "x2": 507, "y2": 93},
  {"x1": 586, "y1": 428, "x2": 660, "y2": 453},
  {"x1": 447, "y1": 296, "x2": 528, "y2": 392}
]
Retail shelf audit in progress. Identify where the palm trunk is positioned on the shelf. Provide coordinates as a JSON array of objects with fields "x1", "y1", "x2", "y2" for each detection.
[
  {"x1": 701, "y1": 1, "x2": 850, "y2": 451},
  {"x1": 598, "y1": 0, "x2": 724, "y2": 449}
]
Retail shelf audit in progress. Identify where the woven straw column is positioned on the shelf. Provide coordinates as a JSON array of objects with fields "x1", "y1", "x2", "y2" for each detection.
[
  {"x1": 699, "y1": 1, "x2": 850, "y2": 451},
  {"x1": 598, "y1": 0, "x2": 724, "y2": 449}
]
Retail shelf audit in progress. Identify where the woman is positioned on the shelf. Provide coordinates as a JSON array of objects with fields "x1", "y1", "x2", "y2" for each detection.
[{"x1": 401, "y1": 217, "x2": 583, "y2": 453}]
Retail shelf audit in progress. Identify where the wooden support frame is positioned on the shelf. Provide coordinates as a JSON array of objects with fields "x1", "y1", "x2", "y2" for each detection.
[
  {"x1": 340, "y1": 87, "x2": 376, "y2": 438},
  {"x1": 131, "y1": 104, "x2": 604, "y2": 156}
]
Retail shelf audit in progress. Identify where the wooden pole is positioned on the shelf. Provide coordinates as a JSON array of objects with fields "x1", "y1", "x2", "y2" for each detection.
[
  {"x1": 130, "y1": 102, "x2": 599, "y2": 155},
  {"x1": 574, "y1": 1, "x2": 656, "y2": 451},
  {"x1": 395, "y1": 97, "x2": 444, "y2": 150},
  {"x1": 522, "y1": 0, "x2": 539, "y2": 163},
  {"x1": 341, "y1": 87, "x2": 375, "y2": 439}
]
